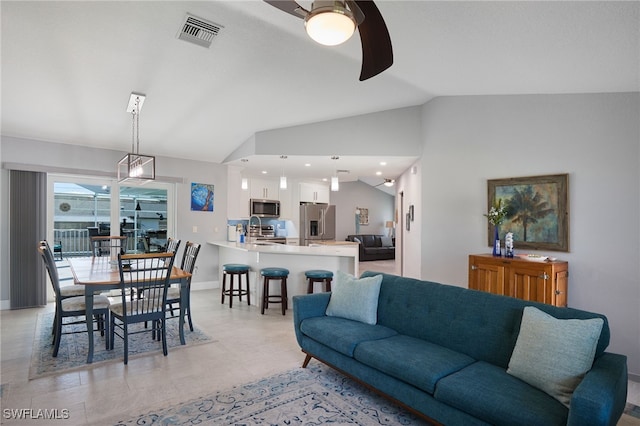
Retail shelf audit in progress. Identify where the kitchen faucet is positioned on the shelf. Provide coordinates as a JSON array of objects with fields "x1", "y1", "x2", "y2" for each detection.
[{"x1": 249, "y1": 215, "x2": 262, "y2": 240}]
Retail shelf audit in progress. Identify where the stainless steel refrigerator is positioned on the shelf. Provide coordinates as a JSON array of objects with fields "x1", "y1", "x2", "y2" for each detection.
[{"x1": 299, "y1": 203, "x2": 336, "y2": 245}]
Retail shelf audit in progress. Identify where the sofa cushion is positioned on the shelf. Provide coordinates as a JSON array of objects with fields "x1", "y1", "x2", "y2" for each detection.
[
  {"x1": 354, "y1": 334, "x2": 475, "y2": 394},
  {"x1": 361, "y1": 235, "x2": 378, "y2": 247},
  {"x1": 326, "y1": 271, "x2": 382, "y2": 325},
  {"x1": 507, "y1": 306, "x2": 604, "y2": 407},
  {"x1": 299, "y1": 316, "x2": 397, "y2": 357},
  {"x1": 435, "y1": 361, "x2": 568, "y2": 426},
  {"x1": 380, "y1": 236, "x2": 393, "y2": 247}
]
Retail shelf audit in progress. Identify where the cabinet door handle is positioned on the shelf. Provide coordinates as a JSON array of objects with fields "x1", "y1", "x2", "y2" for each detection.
[
  {"x1": 471, "y1": 265, "x2": 478, "y2": 270},
  {"x1": 555, "y1": 290, "x2": 564, "y2": 295},
  {"x1": 539, "y1": 273, "x2": 549, "y2": 280}
]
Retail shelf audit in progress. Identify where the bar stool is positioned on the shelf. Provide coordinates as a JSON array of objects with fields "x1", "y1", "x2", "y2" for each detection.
[
  {"x1": 221, "y1": 264, "x2": 250, "y2": 308},
  {"x1": 260, "y1": 267, "x2": 289, "y2": 315},
  {"x1": 305, "y1": 270, "x2": 333, "y2": 294}
]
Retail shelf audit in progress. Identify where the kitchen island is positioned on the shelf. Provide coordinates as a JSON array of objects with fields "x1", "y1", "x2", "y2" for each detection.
[{"x1": 208, "y1": 241, "x2": 359, "y2": 309}]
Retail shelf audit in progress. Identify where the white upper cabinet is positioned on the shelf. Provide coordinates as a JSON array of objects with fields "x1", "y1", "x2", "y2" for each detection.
[
  {"x1": 299, "y1": 182, "x2": 330, "y2": 204},
  {"x1": 249, "y1": 178, "x2": 279, "y2": 200}
]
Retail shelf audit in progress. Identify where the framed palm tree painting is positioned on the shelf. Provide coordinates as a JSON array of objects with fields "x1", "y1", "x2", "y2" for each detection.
[{"x1": 487, "y1": 174, "x2": 569, "y2": 252}]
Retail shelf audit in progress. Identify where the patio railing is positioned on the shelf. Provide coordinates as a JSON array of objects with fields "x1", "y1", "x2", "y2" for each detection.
[{"x1": 53, "y1": 229, "x2": 139, "y2": 257}]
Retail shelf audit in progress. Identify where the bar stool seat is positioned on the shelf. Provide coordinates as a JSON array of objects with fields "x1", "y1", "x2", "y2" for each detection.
[
  {"x1": 222, "y1": 264, "x2": 250, "y2": 308},
  {"x1": 260, "y1": 267, "x2": 289, "y2": 315},
  {"x1": 305, "y1": 270, "x2": 333, "y2": 294}
]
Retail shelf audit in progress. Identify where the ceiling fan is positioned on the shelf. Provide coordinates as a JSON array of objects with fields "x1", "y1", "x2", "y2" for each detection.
[
  {"x1": 264, "y1": 0, "x2": 393, "y2": 81},
  {"x1": 375, "y1": 178, "x2": 395, "y2": 187}
]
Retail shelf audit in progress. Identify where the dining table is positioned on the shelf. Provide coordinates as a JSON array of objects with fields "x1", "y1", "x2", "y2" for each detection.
[{"x1": 68, "y1": 255, "x2": 192, "y2": 363}]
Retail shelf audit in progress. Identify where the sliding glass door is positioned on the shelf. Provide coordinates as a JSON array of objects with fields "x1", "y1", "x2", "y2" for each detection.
[{"x1": 48, "y1": 175, "x2": 174, "y2": 256}]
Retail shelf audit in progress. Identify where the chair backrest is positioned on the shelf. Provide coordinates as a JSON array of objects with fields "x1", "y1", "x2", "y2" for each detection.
[
  {"x1": 37, "y1": 242, "x2": 62, "y2": 301},
  {"x1": 117, "y1": 252, "x2": 176, "y2": 318},
  {"x1": 165, "y1": 238, "x2": 181, "y2": 254},
  {"x1": 180, "y1": 241, "x2": 201, "y2": 275}
]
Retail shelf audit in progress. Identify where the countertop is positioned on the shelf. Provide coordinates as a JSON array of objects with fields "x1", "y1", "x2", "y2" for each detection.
[{"x1": 208, "y1": 240, "x2": 358, "y2": 258}]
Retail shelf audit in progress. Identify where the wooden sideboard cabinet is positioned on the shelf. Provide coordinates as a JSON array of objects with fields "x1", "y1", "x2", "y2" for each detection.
[{"x1": 468, "y1": 254, "x2": 568, "y2": 307}]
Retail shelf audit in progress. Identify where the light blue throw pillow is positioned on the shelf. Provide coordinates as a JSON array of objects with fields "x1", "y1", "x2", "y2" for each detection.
[
  {"x1": 380, "y1": 236, "x2": 393, "y2": 247},
  {"x1": 507, "y1": 306, "x2": 604, "y2": 407},
  {"x1": 325, "y1": 271, "x2": 383, "y2": 325}
]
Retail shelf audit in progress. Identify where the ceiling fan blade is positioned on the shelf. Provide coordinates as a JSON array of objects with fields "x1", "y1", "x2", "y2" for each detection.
[
  {"x1": 353, "y1": 0, "x2": 393, "y2": 81},
  {"x1": 263, "y1": 0, "x2": 307, "y2": 19}
]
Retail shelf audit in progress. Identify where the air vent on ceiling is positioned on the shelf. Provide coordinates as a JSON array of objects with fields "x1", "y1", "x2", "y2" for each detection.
[{"x1": 177, "y1": 13, "x2": 223, "y2": 48}]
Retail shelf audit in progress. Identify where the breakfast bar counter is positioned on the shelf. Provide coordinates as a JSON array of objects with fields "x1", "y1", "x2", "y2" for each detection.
[{"x1": 208, "y1": 241, "x2": 359, "y2": 308}]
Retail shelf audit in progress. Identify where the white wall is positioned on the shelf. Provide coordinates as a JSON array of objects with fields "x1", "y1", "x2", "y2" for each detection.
[
  {"x1": 396, "y1": 160, "x2": 422, "y2": 279},
  {"x1": 0, "y1": 137, "x2": 228, "y2": 305},
  {"x1": 330, "y1": 180, "x2": 395, "y2": 241},
  {"x1": 418, "y1": 93, "x2": 640, "y2": 377}
]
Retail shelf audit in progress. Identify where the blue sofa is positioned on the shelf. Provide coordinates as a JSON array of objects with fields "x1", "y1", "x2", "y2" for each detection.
[{"x1": 292, "y1": 272, "x2": 628, "y2": 426}]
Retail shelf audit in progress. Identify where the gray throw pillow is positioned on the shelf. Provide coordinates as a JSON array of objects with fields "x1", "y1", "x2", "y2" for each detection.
[
  {"x1": 325, "y1": 270, "x2": 383, "y2": 325},
  {"x1": 380, "y1": 236, "x2": 393, "y2": 247},
  {"x1": 507, "y1": 306, "x2": 604, "y2": 407}
]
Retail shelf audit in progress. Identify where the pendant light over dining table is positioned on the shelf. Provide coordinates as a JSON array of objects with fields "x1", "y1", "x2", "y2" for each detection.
[{"x1": 118, "y1": 93, "x2": 155, "y2": 182}]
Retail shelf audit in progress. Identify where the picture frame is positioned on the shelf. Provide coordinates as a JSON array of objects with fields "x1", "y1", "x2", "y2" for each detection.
[
  {"x1": 487, "y1": 174, "x2": 569, "y2": 252},
  {"x1": 190, "y1": 182, "x2": 215, "y2": 212},
  {"x1": 357, "y1": 207, "x2": 369, "y2": 225}
]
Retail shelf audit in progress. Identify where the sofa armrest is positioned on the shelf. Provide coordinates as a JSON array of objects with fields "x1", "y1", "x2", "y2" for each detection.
[
  {"x1": 292, "y1": 293, "x2": 331, "y2": 347},
  {"x1": 567, "y1": 352, "x2": 628, "y2": 426}
]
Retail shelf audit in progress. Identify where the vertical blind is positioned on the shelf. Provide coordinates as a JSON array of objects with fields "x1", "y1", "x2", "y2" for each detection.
[{"x1": 10, "y1": 170, "x2": 47, "y2": 308}]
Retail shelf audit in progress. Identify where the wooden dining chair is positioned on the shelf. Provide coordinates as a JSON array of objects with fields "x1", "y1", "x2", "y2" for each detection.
[
  {"x1": 38, "y1": 243, "x2": 110, "y2": 357},
  {"x1": 165, "y1": 241, "x2": 201, "y2": 331},
  {"x1": 109, "y1": 252, "x2": 176, "y2": 364},
  {"x1": 165, "y1": 237, "x2": 181, "y2": 256}
]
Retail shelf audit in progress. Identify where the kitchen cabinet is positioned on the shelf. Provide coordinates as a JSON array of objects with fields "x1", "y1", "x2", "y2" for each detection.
[
  {"x1": 250, "y1": 178, "x2": 279, "y2": 200},
  {"x1": 468, "y1": 254, "x2": 568, "y2": 307},
  {"x1": 299, "y1": 182, "x2": 330, "y2": 204},
  {"x1": 227, "y1": 167, "x2": 250, "y2": 219}
]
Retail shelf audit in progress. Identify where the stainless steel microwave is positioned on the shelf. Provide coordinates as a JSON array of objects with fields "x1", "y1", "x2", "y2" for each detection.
[{"x1": 249, "y1": 199, "x2": 280, "y2": 218}]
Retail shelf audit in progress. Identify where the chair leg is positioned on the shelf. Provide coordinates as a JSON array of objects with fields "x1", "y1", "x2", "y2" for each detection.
[
  {"x1": 123, "y1": 322, "x2": 129, "y2": 365},
  {"x1": 104, "y1": 313, "x2": 109, "y2": 350},
  {"x1": 185, "y1": 296, "x2": 194, "y2": 331},
  {"x1": 229, "y1": 274, "x2": 234, "y2": 309},
  {"x1": 52, "y1": 314, "x2": 63, "y2": 357},
  {"x1": 261, "y1": 277, "x2": 267, "y2": 315},
  {"x1": 109, "y1": 316, "x2": 115, "y2": 350},
  {"x1": 245, "y1": 271, "x2": 251, "y2": 306},
  {"x1": 161, "y1": 319, "x2": 168, "y2": 356},
  {"x1": 281, "y1": 278, "x2": 287, "y2": 316},
  {"x1": 221, "y1": 272, "x2": 227, "y2": 304}
]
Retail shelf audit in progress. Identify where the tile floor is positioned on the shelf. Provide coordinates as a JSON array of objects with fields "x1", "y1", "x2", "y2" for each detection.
[{"x1": 1, "y1": 260, "x2": 638, "y2": 425}]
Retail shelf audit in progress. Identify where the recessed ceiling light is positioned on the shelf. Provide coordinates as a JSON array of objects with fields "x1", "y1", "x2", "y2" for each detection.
[
  {"x1": 305, "y1": 163, "x2": 311, "y2": 167},
  {"x1": 261, "y1": 171, "x2": 267, "y2": 174},
  {"x1": 322, "y1": 178, "x2": 328, "y2": 182},
  {"x1": 376, "y1": 171, "x2": 382, "y2": 176},
  {"x1": 380, "y1": 161, "x2": 387, "y2": 166}
]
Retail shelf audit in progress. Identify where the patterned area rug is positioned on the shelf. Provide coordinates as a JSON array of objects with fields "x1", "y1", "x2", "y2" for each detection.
[
  {"x1": 113, "y1": 363, "x2": 432, "y2": 425},
  {"x1": 626, "y1": 402, "x2": 640, "y2": 419},
  {"x1": 30, "y1": 312, "x2": 214, "y2": 379}
]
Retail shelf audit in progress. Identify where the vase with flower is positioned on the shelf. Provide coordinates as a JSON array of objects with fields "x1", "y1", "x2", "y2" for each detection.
[{"x1": 485, "y1": 199, "x2": 508, "y2": 257}]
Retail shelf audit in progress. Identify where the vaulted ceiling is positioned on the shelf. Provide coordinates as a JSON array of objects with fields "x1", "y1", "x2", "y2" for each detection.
[{"x1": 2, "y1": 1, "x2": 638, "y2": 184}]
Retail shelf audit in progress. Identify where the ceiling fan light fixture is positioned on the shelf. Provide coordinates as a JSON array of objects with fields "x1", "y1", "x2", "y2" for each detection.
[{"x1": 305, "y1": 2, "x2": 356, "y2": 46}]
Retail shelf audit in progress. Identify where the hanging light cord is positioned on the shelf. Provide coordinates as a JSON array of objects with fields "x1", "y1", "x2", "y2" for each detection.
[{"x1": 131, "y1": 97, "x2": 141, "y2": 154}]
